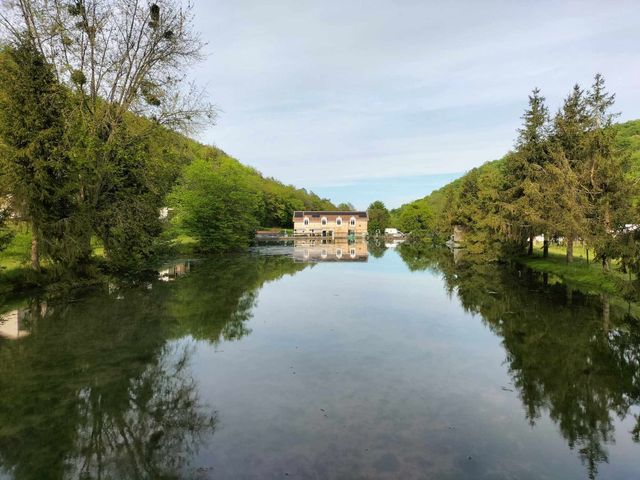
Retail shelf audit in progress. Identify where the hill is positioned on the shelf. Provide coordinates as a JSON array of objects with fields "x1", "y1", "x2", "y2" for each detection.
[
  {"x1": 156, "y1": 128, "x2": 337, "y2": 229},
  {"x1": 391, "y1": 119, "x2": 640, "y2": 238}
]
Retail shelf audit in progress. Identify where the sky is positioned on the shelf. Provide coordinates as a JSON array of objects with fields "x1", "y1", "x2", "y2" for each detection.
[{"x1": 191, "y1": 0, "x2": 640, "y2": 209}]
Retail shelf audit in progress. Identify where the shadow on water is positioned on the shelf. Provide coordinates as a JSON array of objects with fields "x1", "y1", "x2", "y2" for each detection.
[
  {"x1": 0, "y1": 254, "x2": 309, "y2": 479},
  {"x1": 398, "y1": 243, "x2": 640, "y2": 479}
]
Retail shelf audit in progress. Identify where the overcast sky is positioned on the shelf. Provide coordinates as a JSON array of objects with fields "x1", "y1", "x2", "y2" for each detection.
[{"x1": 191, "y1": 0, "x2": 640, "y2": 209}]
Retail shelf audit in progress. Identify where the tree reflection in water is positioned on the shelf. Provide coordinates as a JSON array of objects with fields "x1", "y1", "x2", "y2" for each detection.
[
  {"x1": 0, "y1": 254, "x2": 308, "y2": 479},
  {"x1": 399, "y1": 244, "x2": 640, "y2": 479}
]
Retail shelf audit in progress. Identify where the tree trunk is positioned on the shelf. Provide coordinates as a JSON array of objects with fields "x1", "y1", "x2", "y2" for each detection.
[
  {"x1": 30, "y1": 223, "x2": 40, "y2": 272},
  {"x1": 602, "y1": 294, "x2": 610, "y2": 333},
  {"x1": 528, "y1": 235, "x2": 533, "y2": 256},
  {"x1": 566, "y1": 234, "x2": 574, "y2": 264},
  {"x1": 543, "y1": 233, "x2": 549, "y2": 258}
]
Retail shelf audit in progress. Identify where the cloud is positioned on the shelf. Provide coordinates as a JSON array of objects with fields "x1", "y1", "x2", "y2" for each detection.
[{"x1": 189, "y1": 0, "x2": 640, "y2": 202}]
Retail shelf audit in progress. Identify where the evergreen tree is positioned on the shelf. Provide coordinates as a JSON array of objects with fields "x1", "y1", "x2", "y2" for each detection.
[
  {"x1": 0, "y1": 37, "x2": 83, "y2": 272},
  {"x1": 583, "y1": 74, "x2": 631, "y2": 270},
  {"x1": 503, "y1": 88, "x2": 552, "y2": 256},
  {"x1": 549, "y1": 84, "x2": 590, "y2": 263},
  {"x1": 452, "y1": 164, "x2": 506, "y2": 259}
]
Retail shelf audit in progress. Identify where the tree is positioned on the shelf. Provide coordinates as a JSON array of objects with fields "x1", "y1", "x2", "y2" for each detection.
[
  {"x1": 582, "y1": 74, "x2": 631, "y2": 270},
  {"x1": 549, "y1": 85, "x2": 590, "y2": 263},
  {"x1": 396, "y1": 200, "x2": 435, "y2": 235},
  {"x1": 367, "y1": 201, "x2": 390, "y2": 234},
  {"x1": 0, "y1": 0, "x2": 215, "y2": 272},
  {"x1": 0, "y1": 38, "x2": 76, "y2": 272},
  {"x1": 452, "y1": 164, "x2": 506, "y2": 259},
  {"x1": 503, "y1": 88, "x2": 552, "y2": 257},
  {"x1": 169, "y1": 158, "x2": 261, "y2": 252},
  {"x1": 337, "y1": 202, "x2": 355, "y2": 210}
]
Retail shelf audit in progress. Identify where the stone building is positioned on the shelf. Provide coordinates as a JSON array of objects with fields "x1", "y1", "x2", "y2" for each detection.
[{"x1": 293, "y1": 211, "x2": 368, "y2": 238}]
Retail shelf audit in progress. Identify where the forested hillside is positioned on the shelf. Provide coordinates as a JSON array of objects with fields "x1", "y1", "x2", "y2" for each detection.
[
  {"x1": 0, "y1": 33, "x2": 336, "y2": 278},
  {"x1": 393, "y1": 117, "x2": 640, "y2": 244},
  {"x1": 159, "y1": 129, "x2": 337, "y2": 229}
]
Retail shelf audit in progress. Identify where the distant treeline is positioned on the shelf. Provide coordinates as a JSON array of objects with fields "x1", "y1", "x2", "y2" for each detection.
[{"x1": 391, "y1": 76, "x2": 640, "y2": 272}]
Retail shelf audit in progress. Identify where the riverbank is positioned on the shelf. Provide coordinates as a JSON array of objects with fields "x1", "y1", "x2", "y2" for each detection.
[{"x1": 516, "y1": 244, "x2": 632, "y2": 298}]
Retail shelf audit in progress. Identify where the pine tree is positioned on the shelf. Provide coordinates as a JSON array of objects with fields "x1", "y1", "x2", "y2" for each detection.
[
  {"x1": 549, "y1": 84, "x2": 590, "y2": 263},
  {"x1": 0, "y1": 37, "x2": 75, "y2": 272},
  {"x1": 583, "y1": 74, "x2": 630, "y2": 270},
  {"x1": 503, "y1": 88, "x2": 551, "y2": 256}
]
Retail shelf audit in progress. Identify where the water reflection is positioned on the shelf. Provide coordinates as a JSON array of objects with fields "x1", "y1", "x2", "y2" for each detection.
[
  {"x1": 0, "y1": 254, "x2": 309, "y2": 479},
  {"x1": 293, "y1": 240, "x2": 368, "y2": 262},
  {"x1": 398, "y1": 243, "x2": 640, "y2": 479},
  {"x1": 2, "y1": 245, "x2": 640, "y2": 478},
  {"x1": 158, "y1": 259, "x2": 192, "y2": 281},
  {"x1": 0, "y1": 308, "x2": 31, "y2": 339}
]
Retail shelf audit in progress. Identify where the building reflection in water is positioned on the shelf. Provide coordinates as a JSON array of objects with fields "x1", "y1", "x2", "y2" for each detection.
[
  {"x1": 158, "y1": 260, "x2": 193, "y2": 281},
  {"x1": 0, "y1": 308, "x2": 30, "y2": 339},
  {"x1": 293, "y1": 240, "x2": 368, "y2": 263}
]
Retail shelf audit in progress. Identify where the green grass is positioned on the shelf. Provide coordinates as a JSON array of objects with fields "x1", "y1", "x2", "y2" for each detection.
[
  {"x1": 170, "y1": 233, "x2": 199, "y2": 255},
  {"x1": 0, "y1": 225, "x2": 111, "y2": 294},
  {"x1": 0, "y1": 226, "x2": 35, "y2": 294},
  {"x1": 518, "y1": 242, "x2": 629, "y2": 297},
  {"x1": 0, "y1": 226, "x2": 32, "y2": 270}
]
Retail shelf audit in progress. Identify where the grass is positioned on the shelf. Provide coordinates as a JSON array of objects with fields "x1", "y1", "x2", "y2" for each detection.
[
  {"x1": 0, "y1": 226, "x2": 32, "y2": 271},
  {"x1": 170, "y1": 233, "x2": 199, "y2": 255},
  {"x1": 517, "y1": 242, "x2": 629, "y2": 297},
  {"x1": 0, "y1": 225, "x2": 35, "y2": 295},
  {"x1": 0, "y1": 225, "x2": 110, "y2": 295}
]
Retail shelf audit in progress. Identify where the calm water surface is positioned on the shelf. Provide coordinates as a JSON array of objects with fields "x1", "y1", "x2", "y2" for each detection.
[{"x1": 1, "y1": 242, "x2": 640, "y2": 479}]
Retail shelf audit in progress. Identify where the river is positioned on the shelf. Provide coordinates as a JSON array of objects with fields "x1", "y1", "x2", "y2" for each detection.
[{"x1": 0, "y1": 241, "x2": 639, "y2": 479}]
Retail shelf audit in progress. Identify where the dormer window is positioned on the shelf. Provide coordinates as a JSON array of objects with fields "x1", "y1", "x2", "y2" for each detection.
[
  {"x1": 350, "y1": 217, "x2": 356, "y2": 226},
  {"x1": 321, "y1": 217, "x2": 327, "y2": 226},
  {"x1": 336, "y1": 217, "x2": 343, "y2": 226},
  {"x1": 303, "y1": 217, "x2": 309, "y2": 226}
]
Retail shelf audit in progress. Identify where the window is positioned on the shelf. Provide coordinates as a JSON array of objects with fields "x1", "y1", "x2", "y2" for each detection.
[
  {"x1": 303, "y1": 217, "x2": 309, "y2": 226},
  {"x1": 336, "y1": 217, "x2": 343, "y2": 226},
  {"x1": 350, "y1": 217, "x2": 356, "y2": 226},
  {"x1": 336, "y1": 248, "x2": 343, "y2": 259},
  {"x1": 321, "y1": 249, "x2": 328, "y2": 259},
  {"x1": 321, "y1": 217, "x2": 327, "y2": 226},
  {"x1": 350, "y1": 248, "x2": 356, "y2": 258}
]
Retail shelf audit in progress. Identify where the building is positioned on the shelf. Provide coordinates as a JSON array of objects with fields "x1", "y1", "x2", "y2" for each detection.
[
  {"x1": 293, "y1": 211, "x2": 368, "y2": 238},
  {"x1": 293, "y1": 239, "x2": 368, "y2": 262}
]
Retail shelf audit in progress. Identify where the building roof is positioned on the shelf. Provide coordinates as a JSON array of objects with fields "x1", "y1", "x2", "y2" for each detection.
[{"x1": 293, "y1": 210, "x2": 368, "y2": 219}]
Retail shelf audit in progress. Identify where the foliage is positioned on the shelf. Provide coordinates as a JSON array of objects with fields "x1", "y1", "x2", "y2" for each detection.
[
  {"x1": 0, "y1": 38, "x2": 83, "y2": 272},
  {"x1": 395, "y1": 76, "x2": 640, "y2": 275},
  {"x1": 0, "y1": 253, "x2": 308, "y2": 478},
  {"x1": 0, "y1": 12, "x2": 338, "y2": 279},
  {"x1": 169, "y1": 158, "x2": 262, "y2": 252},
  {"x1": 0, "y1": 0, "x2": 215, "y2": 276},
  {"x1": 337, "y1": 202, "x2": 355, "y2": 210},
  {"x1": 367, "y1": 200, "x2": 390, "y2": 234},
  {"x1": 394, "y1": 198, "x2": 435, "y2": 235}
]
